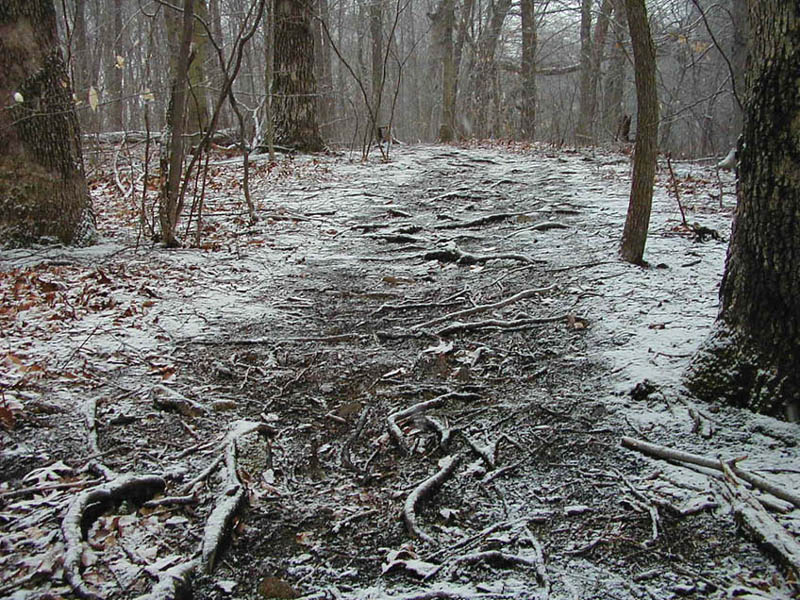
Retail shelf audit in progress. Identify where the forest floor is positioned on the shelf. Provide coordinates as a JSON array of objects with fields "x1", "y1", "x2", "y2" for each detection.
[{"x1": 1, "y1": 142, "x2": 799, "y2": 600}]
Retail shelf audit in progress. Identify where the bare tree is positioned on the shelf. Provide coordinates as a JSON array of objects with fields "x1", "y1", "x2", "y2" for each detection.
[
  {"x1": 686, "y1": 0, "x2": 800, "y2": 421},
  {"x1": 158, "y1": 0, "x2": 195, "y2": 247},
  {"x1": 0, "y1": 0, "x2": 95, "y2": 246},
  {"x1": 519, "y1": 0, "x2": 537, "y2": 139},
  {"x1": 619, "y1": 0, "x2": 658, "y2": 264},
  {"x1": 575, "y1": 0, "x2": 593, "y2": 143},
  {"x1": 429, "y1": 0, "x2": 456, "y2": 141}
]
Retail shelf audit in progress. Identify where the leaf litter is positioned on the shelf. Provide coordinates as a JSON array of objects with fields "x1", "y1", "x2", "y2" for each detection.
[{"x1": 0, "y1": 142, "x2": 797, "y2": 600}]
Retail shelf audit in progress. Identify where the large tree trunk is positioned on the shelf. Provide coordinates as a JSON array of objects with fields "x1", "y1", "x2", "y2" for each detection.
[
  {"x1": 685, "y1": 1, "x2": 800, "y2": 421},
  {"x1": 519, "y1": 0, "x2": 537, "y2": 140},
  {"x1": 272, "y1": 0, "x2": 324, "y2": 151},
  {"x1": 619, "y1": 0, "x2": 657, "y2": 265},
  {"x1": 0, "y1": 0, "x2": 94, "y2": 246},
  {"x1": 728, "y1": 0, "x2": 748, "y2": 142}
]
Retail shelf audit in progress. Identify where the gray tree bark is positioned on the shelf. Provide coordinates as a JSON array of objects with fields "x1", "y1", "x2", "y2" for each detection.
[
  {"x1": 619, "y1": 0, "x2": 658, "y2": 264},
  {"x1": 272, "y1": 0, "x2": 324, "y2": 151},
  {"x1": 0, "y1": 0, "x2": 95, "y2": 246},
  {"x1": 685, "y1": 0, "x2": 800, "y2": 421}
]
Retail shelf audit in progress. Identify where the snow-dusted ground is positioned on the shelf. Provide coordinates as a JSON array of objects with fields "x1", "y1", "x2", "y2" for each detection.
[{"x1": 1, "y1": 143, "x2": 798, "y2": 600}]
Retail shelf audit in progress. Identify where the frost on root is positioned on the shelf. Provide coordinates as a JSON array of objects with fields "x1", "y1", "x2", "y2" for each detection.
[
  {"x1": 134, "y1": 559, "x2": 199, "y2": 600},
  {"x1": 61, "y1": 474, "x2": 166, "y2": 600},
  {"x1": 684, "y1": 322, "x2": 799, "y2": 421},
  {"x1": 403, "y1": 455, "x2": 461, "y2": 545}
]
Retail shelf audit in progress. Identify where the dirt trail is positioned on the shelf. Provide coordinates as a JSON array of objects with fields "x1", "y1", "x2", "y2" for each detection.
[{"x1": 1, "y1": 144, "x2": 797, "y2": 600}]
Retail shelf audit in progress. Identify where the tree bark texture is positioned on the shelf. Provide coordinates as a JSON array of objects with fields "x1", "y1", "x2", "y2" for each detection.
[
  {"x1": 619, "y1": 0, "x2": 658, "y2": 265},
  {"x1": 272, "y1": 0, "x2": 324, "y2": 151},
  {"x1": 0, "y1": 0, "x2": 94, "y2": 246},
  {"x1": 685, "y1": 1, "x2": 800, "y2": 421},
  {"x1": 519, "y1": 0, "x2": 537, "y2": 140}
]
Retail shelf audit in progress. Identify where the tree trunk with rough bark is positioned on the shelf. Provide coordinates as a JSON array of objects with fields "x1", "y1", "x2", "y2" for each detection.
[
  {"x1": 685, "y1": 1, "x2": 800, "y2": 421},
  {"x1": 0, "y1": 0, "x2": 94, "y2": 246},
  {"x1": 272, "y1": 0, "x2": 324, "y2": 151}
]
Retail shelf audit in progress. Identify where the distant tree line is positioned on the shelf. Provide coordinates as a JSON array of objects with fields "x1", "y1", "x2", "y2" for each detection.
[{"x1": 54, "y1": 0, "x2": 745, "y2": 156}]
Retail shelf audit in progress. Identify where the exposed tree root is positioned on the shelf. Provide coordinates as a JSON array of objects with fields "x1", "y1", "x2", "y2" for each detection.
[
  {"x1": 717, "y1": 463, "x2": 800, "y2": 580},
  {"x1": 422, "y1": 243, "x2": 536, "y2": 265},
  {"x1": 435, "y1": 314, "x2": 570, "y2": 337},
  {"x1": 433, "y1": 212, "x2": 521, "y2": 230},
  {"x1": 621, "y1": 437, "x2": 800, "y2": 509},
  {"x1": 201, "y1": 420, "x2": 272, "y2": 572},
  {"x1": 412, "y1": 285, "x2": 555, "y2": 331},
  {"x1": 62, "y1": 474, "x2": 167, "y2": 600},
  {"x1": 403, "y1": 455, "x2": 461, "y2": 544},
  {"x1": 134, "y1": 559, "x2": 199, "y2": 600},
  {"x1": 388, "y1": 393, "x2": 481, "y2": 454}
]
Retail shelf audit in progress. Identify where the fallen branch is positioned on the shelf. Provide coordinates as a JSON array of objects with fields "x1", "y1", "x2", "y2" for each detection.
[
  {"x1": 62, "y1": 474, "x2": 166, "y2": 599},
  {"x1": 412, "y1": 285, "x2": 555, "y2": 330},
  {"x1": 403, "y1": 455, "x2": 461, "y2": 544},
  {"x1": 621, "y1": 437, "x2": 800, "y2": 509},
  {"x1": 717, "y1": 463, "x2": 800, "y2": 580}
]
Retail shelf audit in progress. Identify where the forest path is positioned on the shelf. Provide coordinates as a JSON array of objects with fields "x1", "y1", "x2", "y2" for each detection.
[{"x1": 1, "y1": 144, "x2": 797, "y2": 600}]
